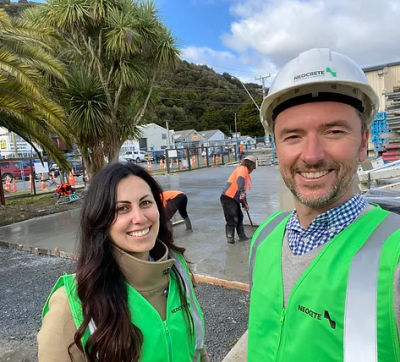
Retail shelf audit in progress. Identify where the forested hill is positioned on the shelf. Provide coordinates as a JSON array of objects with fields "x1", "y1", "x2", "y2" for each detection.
[
  {"x1": 0, "y1": 1, "x2": 42, "y2": 17},
  {"x1": 150, "y1": 60, "x2": 266, "y2": 137}
]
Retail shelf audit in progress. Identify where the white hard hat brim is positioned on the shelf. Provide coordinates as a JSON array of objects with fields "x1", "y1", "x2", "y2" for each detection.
[
  {"x1": 260, "y1": 48, "x2": 380, "y2": 134},
  {"x1": 261, "y1": 80, "x2": 379, "y2": 134}
]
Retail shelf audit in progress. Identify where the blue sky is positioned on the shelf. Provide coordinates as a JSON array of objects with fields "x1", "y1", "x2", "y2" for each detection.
[
  {"x1": 17, "y1": 0, "x2": 400, "y2": 83},
  {"x1": 156, "y1": 0, "x2": 400, "y2": 83}
]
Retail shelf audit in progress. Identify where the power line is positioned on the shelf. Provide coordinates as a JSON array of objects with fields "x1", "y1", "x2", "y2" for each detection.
[
  {"x1": 182, "y1": 57, "x2": 264, "y2": 76},
  {"x1": 156, "y1": 82, "x2": 263, "y2": 94},
  {"x1": 159, "y1": 97, "x2": 252, "y2": 105}
]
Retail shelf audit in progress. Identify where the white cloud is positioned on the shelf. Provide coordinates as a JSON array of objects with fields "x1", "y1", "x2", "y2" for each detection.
[{"x1": 222, "y1": 0, "x2": 400, "y2": 74}]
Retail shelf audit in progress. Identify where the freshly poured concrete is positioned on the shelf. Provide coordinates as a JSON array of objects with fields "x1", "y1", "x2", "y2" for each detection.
[{"x1": 0, "y1": 165, "x2": 294, "y2": 283}]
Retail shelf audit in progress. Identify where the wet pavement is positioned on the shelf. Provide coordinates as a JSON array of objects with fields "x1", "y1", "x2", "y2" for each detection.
[{"x1": 0, "y1": 165, "x2": 294, "y2": 283}]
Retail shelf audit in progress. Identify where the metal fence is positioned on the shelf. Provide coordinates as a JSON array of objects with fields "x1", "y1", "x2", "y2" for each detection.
[{"x1": 160, "y1": 146, "x2": 238, "y2": 173}]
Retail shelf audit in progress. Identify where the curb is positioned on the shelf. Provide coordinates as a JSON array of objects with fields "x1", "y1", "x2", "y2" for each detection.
[
  {"x1": 0, "y1": 241, "x2": 251, "y2": 292},
  {"x1": 221, "y1": 330, "x2": 248, "y2": 362},
  {"x1": 194, "y1": 274, "x2": 249, "y2": 292}
]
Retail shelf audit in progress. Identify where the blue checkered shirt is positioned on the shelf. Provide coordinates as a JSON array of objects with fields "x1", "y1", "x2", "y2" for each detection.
[{"x1": 286, "y1": 194, "x2": 366, "y2": 256}]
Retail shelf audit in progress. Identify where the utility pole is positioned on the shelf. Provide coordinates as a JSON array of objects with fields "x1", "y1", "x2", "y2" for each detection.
[
  {"x1": 255, "y1": 74, "x2": 271, "y2": 98},
  {"x1": 235, "y1": 113, "x2": 239, "y2": 164},
  {"x1": 165, "y1": 120, "x2": 171, "y2": 149},
  {"x1": 11, "y1": 132, "x2": 18, "y2": 158},
  {"x1": 255, "y1": 74, "x2": 272, "y2": 142}
]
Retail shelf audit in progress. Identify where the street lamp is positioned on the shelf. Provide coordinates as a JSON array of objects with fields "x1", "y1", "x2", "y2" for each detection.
[
  {"x1": 231, "y1": 75, "x2": 260, "y2": 112},
  {"x1": 231, "y1": 75, "x2": 272, "y2": 146}
]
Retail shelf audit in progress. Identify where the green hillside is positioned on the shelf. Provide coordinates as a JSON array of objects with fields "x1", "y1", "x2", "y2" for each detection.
[{"x1": 150, "y1": 60, "x2": 266, "y2": 137}]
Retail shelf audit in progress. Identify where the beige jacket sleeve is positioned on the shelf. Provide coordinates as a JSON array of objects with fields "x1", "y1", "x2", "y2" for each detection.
[
  {"x1": 200, "y1": 347, "x2": 210, "y2": 362},
  {"x1": 37, "y1": 286, "x2": 84, "y2": 362}
]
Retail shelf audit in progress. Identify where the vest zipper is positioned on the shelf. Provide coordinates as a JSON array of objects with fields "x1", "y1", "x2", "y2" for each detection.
[
  {"x1": 163, "y1": 320, "x2": 173, "y2": 362},
  {"x1": 276, "y1": 308, "x2": 286, "y2": 360}
]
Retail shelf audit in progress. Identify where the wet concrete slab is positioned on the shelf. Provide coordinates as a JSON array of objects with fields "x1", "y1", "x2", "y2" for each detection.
[{"x1": 0, "y1": 165, "x2": 295, "y2": 283}]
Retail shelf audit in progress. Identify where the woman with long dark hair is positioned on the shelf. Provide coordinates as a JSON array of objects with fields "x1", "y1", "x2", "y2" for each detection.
[{"x1": 38, "y1": 163, "x2": 208, "y2": 362}]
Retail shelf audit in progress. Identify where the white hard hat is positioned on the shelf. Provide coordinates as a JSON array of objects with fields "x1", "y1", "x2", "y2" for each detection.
[
  {"x1": 260, "y1": 48, "x2": 379, "y2": 134},
  {"x1": 243, "y1": 155, "x2": 257, "y2": 164}
]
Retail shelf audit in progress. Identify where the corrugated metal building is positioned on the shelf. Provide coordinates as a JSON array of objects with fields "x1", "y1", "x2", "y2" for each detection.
[{"x1": 364, "y1": 61, "x2": 400, "y2": 110}]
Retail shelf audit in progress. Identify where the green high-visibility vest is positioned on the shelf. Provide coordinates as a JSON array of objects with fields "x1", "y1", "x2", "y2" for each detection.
[
  {"x1": 248, "y1": 206, "x2": 400, "y2": 362},
  {"x1": 42, "y1": 252, "x2": 205, "y2": 362}
]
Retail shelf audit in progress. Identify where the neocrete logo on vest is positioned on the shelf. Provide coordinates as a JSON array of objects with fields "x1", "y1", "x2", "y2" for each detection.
[
  {"x1": 298, "y1": 304, "x2": 336, "y2": 329},
  {"x1": 293, "y1": 67, "x2": 337, "y2": 82}
]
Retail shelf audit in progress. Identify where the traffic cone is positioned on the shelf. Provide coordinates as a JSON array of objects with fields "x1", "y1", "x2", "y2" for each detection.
[
  {"x1": 5, "y1": 176, "x2": 11, "y2": 192},
  {"x1": 216, "y1": 157, "x2": 219, "y2": 166},
  {"x1": 159, "y1": 159, "x2": 164, "y2": 170},
  {"x1": 147, "y1": 160, "x2": 152, "y2": 171},
  {"x1": 69, "y1": 170, "x2": 75, "y2": 186},
  {"x1": 84, "y1": 169, "x2": 89, "y2": 183},
  {"x1": 51, "y1": 171, "x2": 56, "y2": 184},
  {"x1": 41, "y1": 173, "x2": 46, "y2": 190},
  {"x1": 12, "y1": 179, "x2": 17, "y2": 192},
  {"x1": 26, "y1": 174, "x2": 32, "y2": 191}
]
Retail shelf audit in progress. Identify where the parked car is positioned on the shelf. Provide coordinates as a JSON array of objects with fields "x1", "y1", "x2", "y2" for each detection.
[
  {"x1": 118, "y1": 156, "x2": 131, "y2": 164},
  {"x1": 145, "y1": 151, "x2": 166, "y2": 163},
  {"x1": 124, "y1": 150, "x2": 146, "y2": 163},
  {"x1": 0, "y1": 160, "x2": 31, "y2": 180},
  {"x1": 49, "y1": 161, "x2": 84, "y2": 177}
]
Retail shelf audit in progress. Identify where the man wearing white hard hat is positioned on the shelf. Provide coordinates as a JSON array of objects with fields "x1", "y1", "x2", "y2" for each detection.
[
  {"x1": 248, "y1": 48, "x2": 400, "y2": 361},
  {"x1": 220, "y1": 155, "x2": 257, "y2": 243}
]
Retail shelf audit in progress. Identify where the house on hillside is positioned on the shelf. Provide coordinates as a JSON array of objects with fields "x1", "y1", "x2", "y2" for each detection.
[
  {"x1": 199, "y1": 129, "x2": 227, "y2": 146},
  {"x1": 121, "y1": 123, "x2": 175, "y2": 153},
  {"x1": 172, "y1": 129, "x2": 205, "y2": 147}
]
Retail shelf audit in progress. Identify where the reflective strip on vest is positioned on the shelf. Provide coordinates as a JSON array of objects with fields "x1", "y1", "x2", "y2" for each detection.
[
  {"x1": 249, "y1": 211, "x2": 291, "y2": 286},
  {"x1": 250, "y1": 210, "x2": 400, "y2": 362},
  {"x1": 344, "y1": 212, "x2": 400, "y2": 362},
  {"x1": 171, "y1": 253, "x2": 204, "y2": 362}
]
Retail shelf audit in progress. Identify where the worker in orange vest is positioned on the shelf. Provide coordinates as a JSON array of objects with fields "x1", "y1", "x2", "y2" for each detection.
[
  {"x1": 162, "y1": 190, "x2": 193, "y2": 231},
  {"x1": 239, "y1": 143, "x2": 245, "y2": 161},
  {"x1": 220, "y1": 155, "x2": 256, "y2": 244}
]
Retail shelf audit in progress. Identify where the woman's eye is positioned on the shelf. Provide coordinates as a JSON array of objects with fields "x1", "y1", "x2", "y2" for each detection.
[
  {"x1": 117, "y1": 206, "x2": 129, "y2": 212},
  {"x1": 141, "y1": 200, "x2": 152, "y2": 206}
]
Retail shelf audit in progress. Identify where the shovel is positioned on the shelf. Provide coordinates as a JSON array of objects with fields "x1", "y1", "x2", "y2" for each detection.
[{"x1": 241, "y1": 200, "x2": 254, "y2": 227}]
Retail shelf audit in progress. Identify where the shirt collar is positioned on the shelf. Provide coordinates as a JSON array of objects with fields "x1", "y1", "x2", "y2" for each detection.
[{"x1": 287, "y1": 194, "x2": 366, "y2": 231}]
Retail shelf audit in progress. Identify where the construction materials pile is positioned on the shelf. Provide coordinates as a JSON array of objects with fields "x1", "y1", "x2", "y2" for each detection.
[
  {"x1": 380, "y1": 86, "x2": 400, "y2": 161},
  {"x1": 358, "y1": 159, "x2": 400, "y2": 214}
]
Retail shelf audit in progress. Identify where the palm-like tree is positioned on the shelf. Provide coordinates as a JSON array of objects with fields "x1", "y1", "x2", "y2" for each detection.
[
  {"x1": 0, "y1": 8, "x2": 71, "y2": 169},
  {"x1": 26, "y1": 0, "x2": 180, "y2": 175}
]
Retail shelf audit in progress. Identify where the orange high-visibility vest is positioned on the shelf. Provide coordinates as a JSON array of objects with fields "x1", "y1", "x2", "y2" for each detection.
[
  {"x1": 162, "y1": 190, "x2": 184, "y2": 207},
  {"x1": 222, "y1": 165, "x2": 251, "y2": 203}
]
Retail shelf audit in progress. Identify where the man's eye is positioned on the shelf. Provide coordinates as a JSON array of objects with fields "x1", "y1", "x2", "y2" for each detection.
[
  {"x1": 284, "y1": 135, "x2": 299, "y2": 141},
  {"x1": 327, "y1": 130, "x2": 344, "y2": 135}
]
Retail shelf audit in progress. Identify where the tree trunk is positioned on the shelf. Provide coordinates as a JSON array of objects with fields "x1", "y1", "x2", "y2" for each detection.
[{"x1": 108, "y1": 140, "x2": 124, "y2": 164}]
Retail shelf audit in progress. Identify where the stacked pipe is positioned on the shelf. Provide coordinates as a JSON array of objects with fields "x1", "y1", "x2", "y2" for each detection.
[{"x1": 382, "y1": 86, "x2": 400, "y2": 162}]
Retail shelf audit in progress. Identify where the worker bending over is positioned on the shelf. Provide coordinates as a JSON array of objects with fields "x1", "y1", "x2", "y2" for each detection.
[{"x1": 162, "y1": 190, "x2": 192, "y2": 231}]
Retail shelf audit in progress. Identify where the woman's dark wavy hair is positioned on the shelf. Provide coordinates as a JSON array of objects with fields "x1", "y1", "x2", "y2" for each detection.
[{"x1": 69, "y1": 163, "x2": 192, "y2": 362}]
